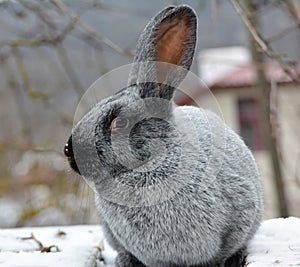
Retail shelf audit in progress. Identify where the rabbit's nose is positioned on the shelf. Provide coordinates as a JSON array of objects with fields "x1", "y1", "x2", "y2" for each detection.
[
  {"x1": 64, "y1": 135, "x2": 80, "y2": 174},
  {"x1": 64, "y1": 136, "x2": 73, "y2": 158}
]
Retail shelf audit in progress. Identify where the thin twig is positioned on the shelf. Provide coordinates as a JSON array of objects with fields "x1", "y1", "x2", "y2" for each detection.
[
  {"x1": 20, "y1": 1, "x2": 84, "y2": 96},
  {"x1": 22, "y1": 0, "x2": 133, "y2": 56},
  {"x1": 285, "y1": 0, "x2": 300, "y2": 24},
  {"x1": 20, "y1": 0, "x2": 61, "y2": 29},
  {"x1": 250, "y1": 1, "x2": 276, "y2": 17},
  {"x1": 0, "y1": 19, "x2": 76, "y2": 48},
  {"x1": 21, "y1": 233, "x2": 60, "y2": 253},
  {"x1": 3, "y1": 1, "x2": 133, "y2": 57},
  {"x1": 0, "y1": 2, "x2": 77, "y2": 48},
  {"x1": 50, "y1": 0, "x2": 133, "y2": 57},
  {"x1": 231, "y1": 0, "x2": 269, "y2": 53},
  {"x1": 230, "y1": 0, "x2": 300, "y2": 83},
  {"x1": 267, "y1": 23, "x2": 300, "y2": 43},
  {"x1": 21, "y1": 233, "x2": 43, "y2": 250}
]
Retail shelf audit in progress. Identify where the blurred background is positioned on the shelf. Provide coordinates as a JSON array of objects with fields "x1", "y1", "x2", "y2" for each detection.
[{"x1": 0, "y1": 0, "x2": 299, "y2": 228}]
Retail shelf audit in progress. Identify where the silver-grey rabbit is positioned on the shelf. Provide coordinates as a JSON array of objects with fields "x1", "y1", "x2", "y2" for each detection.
[{"x1": 64, "y1": 5, "x2": 263, "y2": 267}]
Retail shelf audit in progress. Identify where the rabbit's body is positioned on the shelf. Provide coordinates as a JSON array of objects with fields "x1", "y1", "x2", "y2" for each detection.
[
  {"x1": 95, "y1": 106, "x2": 263, "y2": 267},
  {"x1": 65, "y1": 5, "x2": 264, "y2": 267}
]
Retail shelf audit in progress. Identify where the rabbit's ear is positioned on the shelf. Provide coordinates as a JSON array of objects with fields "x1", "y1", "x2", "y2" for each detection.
[{"x1": 128, "y1": 5, "x2": 197, "y2": 100}]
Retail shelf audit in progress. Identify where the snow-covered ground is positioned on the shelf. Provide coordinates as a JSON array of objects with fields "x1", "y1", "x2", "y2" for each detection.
[
  {"x1": 247, "y1": 217, "x2": 300, "y2": 267},
  {"x1": 0, "y1": 217, "x2": 299, "y2": 267},
  {"x1": 0, "y1": 225, "x2": 116, "y2": 267}
]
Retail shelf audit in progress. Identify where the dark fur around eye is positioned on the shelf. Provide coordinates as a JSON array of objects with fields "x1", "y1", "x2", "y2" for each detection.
[
  {"x1": 102, "y1": 107, "x2": 122, "y2": 133},
  {"x1": 94, "y1": 106, "x2": 121, "y2": 158}
]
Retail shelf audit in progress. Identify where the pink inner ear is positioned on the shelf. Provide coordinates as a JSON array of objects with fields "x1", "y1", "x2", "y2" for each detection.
[
  {"x1": 155, "y1": 14, "x2": 192, "y2": 83},
  {"x1": 156, "y1": 15, "x2": 191, "y2": 65}
]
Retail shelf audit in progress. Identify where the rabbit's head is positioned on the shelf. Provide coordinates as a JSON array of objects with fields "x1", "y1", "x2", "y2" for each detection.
[{"x1": 64, "y1": 5, "x2": 197, "y2": 206}]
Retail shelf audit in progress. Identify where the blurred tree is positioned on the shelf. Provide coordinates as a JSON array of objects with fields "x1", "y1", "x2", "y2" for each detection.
[
  {"x1": 231, "y1": 0, "x2": 300, "y2": 217},
  {"x1": 0, "y1": 0, "x2": 135, "y2": 227}
]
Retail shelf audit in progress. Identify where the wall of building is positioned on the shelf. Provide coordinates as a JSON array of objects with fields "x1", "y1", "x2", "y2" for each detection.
[{"x1": 278, "y1": 84, "x2": 300, "y2": 217}]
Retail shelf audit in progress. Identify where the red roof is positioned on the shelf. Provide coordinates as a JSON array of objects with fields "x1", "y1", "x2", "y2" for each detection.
[
  {"x1": 175, "y1": 62, "x2": 299, "y2": 106},
  {"x1": 210, "y1": 62, "x2": 298, "y2": 90}
]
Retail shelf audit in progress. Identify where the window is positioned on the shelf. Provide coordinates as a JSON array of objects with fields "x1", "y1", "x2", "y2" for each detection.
[{"x1": 238, "y1": 99, "x2": 264, "y2": 151}]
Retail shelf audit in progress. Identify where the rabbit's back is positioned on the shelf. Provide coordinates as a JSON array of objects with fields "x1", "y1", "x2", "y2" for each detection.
[{"x1": 175, "y1": 105, "x2": 264, "y2": 258}]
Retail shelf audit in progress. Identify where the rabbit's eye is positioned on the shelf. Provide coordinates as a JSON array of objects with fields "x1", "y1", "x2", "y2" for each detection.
[{"x1": 111, "y1": 117, "x2": 129, "y2": 131}]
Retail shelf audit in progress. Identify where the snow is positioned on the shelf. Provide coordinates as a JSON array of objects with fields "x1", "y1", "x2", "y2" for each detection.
[
  {"x1": 0, "y1": 225, "x2": 109, "y2": 267},
  {"x1": 247, "y1": 217, "x2": 300, "y2": 267},
  {"x1": 0, "y1": 217, "x2": 299, "y2": 267},
  {"x1": 97, "y1": 240, "x2": 117, "y2": 267}
]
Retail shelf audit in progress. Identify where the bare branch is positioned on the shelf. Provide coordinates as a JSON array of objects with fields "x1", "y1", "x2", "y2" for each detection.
[
  {"x1": 231, "y1": 0, "x2": 268, "y2": 51},
  {"x1": 21, "y1": 233, "x2": 60, "y2": 253},
  {"x1": 250, "y1": 1, "x2": 276, "y2": 16},
  {"x1": 20, "y1": 0, "x2": 61, "y2": 29},
  {"x1": 231, "y1": 0, "x2": 300, "y2": 83},
  {"x1": 21, "y1": 233, "x2": 43, "y2": 250},
  {"x1": 267, "y1": 24, "x2": 300, "y2": 43},
  {"x1": 2, "y1": 0, "x2": 133, "y2": 57},
  {"x1": 49, "y1": 0, "x2": 133, "y2": 57},
  {"x1": 285, "y1": 0, "x2": 300, "y2": 24},
  {"x1": 0, "y1": 19, "x2": 76, "y2": 48}
]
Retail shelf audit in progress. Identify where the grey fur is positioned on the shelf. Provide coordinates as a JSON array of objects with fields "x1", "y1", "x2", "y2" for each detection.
[{"x1": 67, "y1": 5, "x2": 264, "y2": 267}]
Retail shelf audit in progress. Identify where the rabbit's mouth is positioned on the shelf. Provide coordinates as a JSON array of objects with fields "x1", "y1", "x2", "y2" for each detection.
[{"x1": 64, "y1": 135, "x2": 81, "y2": 175}]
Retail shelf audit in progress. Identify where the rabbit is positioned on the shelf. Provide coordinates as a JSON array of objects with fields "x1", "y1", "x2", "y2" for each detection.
[{"x1": 64, "y1": 5, "x2": 264, "y2": 267}]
